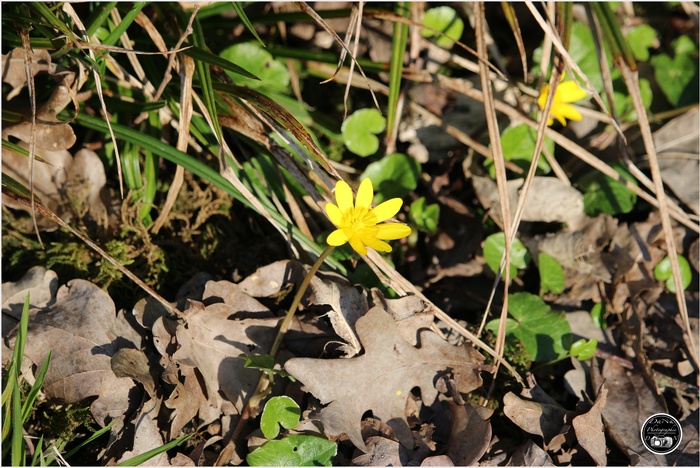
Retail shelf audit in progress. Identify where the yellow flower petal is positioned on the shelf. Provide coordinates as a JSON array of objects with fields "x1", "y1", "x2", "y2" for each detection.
[
  {"x1": 376, "y1": 223, "x2": 412, "y2": 240},
  {"x1": 355, "y1": 178, "x2": 374, "y2": 210},
  {"x1": 325, "y1": 203, "x2": 342, "y2": 226},
  {"x1": 334, "y1": 180, "x2": 354, "y2": 212},
  {"x1": 348, "y1": 236, "x2": 368, "y2": 255},
  {"x1": 537, "y1": 84, "x2": 550, "y2": 110},
  {"x1": 327, "y1": 229, "x2": 349, "y2": 246},
  {"x1": 558, "y1": 80, "x2": 587, "y2": 102},
  {"x1": 370, "y1": 198, "x2": 403, "y2": 223},
  {"x1": 557, "y1": 103, "x2": 583, "y2": 122},
  {"x1": 361, "y1": 235, "x2": 392, "y2": 253}
]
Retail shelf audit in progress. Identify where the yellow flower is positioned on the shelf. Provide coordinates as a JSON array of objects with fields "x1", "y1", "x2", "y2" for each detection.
[
  {"x1": 537, "y1": 77, "x2": 587, "y2": 126},
  {"x1": 325, "y1": 178, "x2": 412, "y2": 255}
]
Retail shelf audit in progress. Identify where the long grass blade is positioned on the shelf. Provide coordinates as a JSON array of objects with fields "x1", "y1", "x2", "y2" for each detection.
[
  {"x1": 385, "y1": 2, "x2": 409, "y2": 153},
  {"x1": 72, "y1": 113, "x2": 345, "y2": 273},
  {"x1": 63, "y1": 421, "x2": 115, "y2": 460},
  {"x1": 102, "y1": 2, "x2": 148, "y2": 47},
  {"x1": 181, "y1": 45, "x2": 260, "y2": 80},
  {"x1": 85, "y1": 2, "x2": 118, "y2": 38},
  {"x1": 233, "y1": 2, "x2": 265, "y2": 47},
  {"x1": 116, "y1": 433, "x2": 193, "y2": 466},
  {"x1": 21, "y1": 349, "x2": 52, "y2": 425}
]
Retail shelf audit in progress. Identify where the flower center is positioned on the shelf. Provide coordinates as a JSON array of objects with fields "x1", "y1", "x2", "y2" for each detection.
[{"x1": 340, "y1": 207, "x2": 378, "y2": 236}]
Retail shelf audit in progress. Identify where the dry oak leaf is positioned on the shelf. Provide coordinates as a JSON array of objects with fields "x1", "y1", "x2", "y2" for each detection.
[
  {"x1": 572, "y1": 385, "x2": 608, "y2": 466},
  {"x1": 6, "y1": 279, "x2": 141, "y2": 426},
  {"x1": 284, "y1": 306, "x2": 485, "y2": 452}
]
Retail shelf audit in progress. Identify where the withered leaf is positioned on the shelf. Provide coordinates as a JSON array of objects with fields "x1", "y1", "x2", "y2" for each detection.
[
  {"x1": 352, "y1": 436, "x2": 408, "y2": 466},
  {"x1": 1, "y1": 266, "x2": 57, "y2": 338},
  {"x1": 447, "y1": 402, "x2": 492, "y2": 466},
  {"x1": 572, "y1": 385, "x2": 608, "y2": 466},
  {"x1": 506, "y1": 439, "x2": 555, "y2": 466},
  {"x1": 171, "y1": 298, "x2": 279, "y2": 413},
  {"x1": 503, "y1": 392, "x2": 568, "y2": 446},
  {"x1": 8, "y1": 279, "x2": 141, "y2": 426},
  {"x1": 1, "y1": 48, "x2": 53, "y2": 100},
  {"x1": 285, "y1": 306, "x2": 484, "y2": 451}
]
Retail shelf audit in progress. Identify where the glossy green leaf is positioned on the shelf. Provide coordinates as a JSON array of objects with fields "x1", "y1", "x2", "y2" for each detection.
[
  {"x1": 483, "y1": 232, "x2": 530, "y2": 279},
  {"x1": 421, "y1": 6, "x2": 464, "y2": 48},
  {"x1": 570, "y1": 338, "x2": 598, "y2": 361},
  {"x1": 626, "y1": 24, "x2": 656, "y2": 62},
  {"x1": 539, "y1": 252, "x2": 565, "y2": 295},
  {"x1": 653, "y1": 254, "x2": 693, "y2": 293},
  {"x1": 590, "y1": 302, "x2": 607, "y2": 329},
  {"x1": 260, "y1": 396, "x2": 301, "y2": 440},
  {"x1": 501, "y1": 292, "x2": 572, "y2": 362},
  {"x1": 409, "y1": 197, "x2": 440, "y2": 235},
  {"x1": 579, "y1": 163, "x2": 638, "y2": 216},
  {"x1": 361, "y1": 153, "x2": 420, "y2": 204},
  {"x1": 341, "y1": 108, "x2": 386, "y2": 157},
  {"x1": 220, "y1": 42, "x2": 289, "y2": 93},
  {"x1": 486, "y1": 124, "x2": 553, "y2": 177},
  {"x1": 247, "y1": 435, "x2": 337, "y2": 466},
  {"x1": 651, "y1": 35, "x2": 699, "y2": 106}
]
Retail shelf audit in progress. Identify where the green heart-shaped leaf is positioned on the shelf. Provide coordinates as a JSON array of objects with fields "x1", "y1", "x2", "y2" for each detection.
[{"x1": 341, "y1": 108, "x2": 386, "y2": 157}]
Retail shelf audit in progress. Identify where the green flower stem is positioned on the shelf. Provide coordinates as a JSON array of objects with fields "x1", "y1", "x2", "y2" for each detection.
[
  {"x1": 269, "y1": 245, "x2": 335, "y2": 357},
  {"x1": 232, "y1": 245, "x2": 335, "y2": 442}
]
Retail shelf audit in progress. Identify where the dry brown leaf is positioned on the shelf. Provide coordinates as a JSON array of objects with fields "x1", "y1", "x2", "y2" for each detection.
[
  {"x1": 374, "y1": 292, "x2": 432, "y2": 346},
  {"x1": 171, "y1": 299, "x2": 278, "y2": 413},
  {"x1": 307, "y1": 271, "x2": 368, "y2": 357},
  {"x1": 164, "y1": 365, "x2": 209, "y2": 436},
  {"x1": 421, "y1": 455, "x2": 455, "y2": 466},
  {"x1": 506, "y1": 439, "x2": 555, "y2": 466},
  {"x1": 502, "y1": 392, "x2": 568, "y2": 447},
  {"x1": 285, "y1": 306, "x2": 485, "y2": 451},
  {"x1": 472, "y1": 176, "x2": 586, "y2": 230},
  {"x1": 1, "y1": 266, "x2": 58, "y2": 337},
  {"x1": 572, "y1": 386, "x2": 608, "y2": 466},
  {"x1": 7, "y1": 279, "x2": 142, "y2": 426},
  {"x1": 237, "y1": 259, "x2": 306, "y2": 298},
  {"x1": 352, "y1": 436, "x2": 408, "y2": 466},
  {"x1": 593, "y1": 359, "x2": 668, "y2": 465},
  {"x1": 446, "y1": 402, "x2": 492, "y2": 465},
  {"x1": 2, "y1": 146, "x2": 108, "y2": 230},
  {"x1": 1, "y1": 48, "x2": 53, "y2": 100},
  {"x1": 641, "y1": 107, "x2": 699, "y2": 214},
  {"x1": 117, "y1": 409, "x2": 169, "y2": 466}
]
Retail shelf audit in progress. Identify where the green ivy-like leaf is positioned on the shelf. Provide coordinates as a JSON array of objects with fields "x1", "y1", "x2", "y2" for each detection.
[
  {"x1": 626, "y1": 24, "x2": 656, "y2": 62},
  {"x1": 220, "y1": 42, "x2": 290, "y2": 93},
  {"x1": 570, "y1": 338, "x2": 598, "y2": 361},
  {"x1": 361, "y1": 153, "x2": 420, "y2": 203},
  {"x1": 421, "y1": 6, "x2": 464, "y2": 48},
  {"x1": 579, "y1": 163, "x2": 638, "y2": 216},
  {"x1": 260, "y1": 396, "x2": 301, "y2": 440},
  {"x1": 247, "y1": 435, "x2": 337, "y2": 466},
  {"x1": 341, "y1": 108, "x2": 386, "y2": 157},
  {"x1": 409, "y1": 197, "x2": 440, "y2": 234},
  {"x1": 653, "y1": 254, "x2": 693, "y2": 293},
  {"x1": 590, "y1": 303, "x2": 607, "y2": 329},
  {"x1": 539, "y1": 252, "x2": 565, "y2": 295},
  {"x1": 485, "y1": 124, "x2": 552, "y2": 177},
  {"x1": 487, "y1": 292, "x2": 572, "y2": 362},
  {"x1": 483, "y1": 232, "x2": 531, "y2": 279},
  {"x1": 651, "y1": 35, "x2": 699, "y2": 106}
]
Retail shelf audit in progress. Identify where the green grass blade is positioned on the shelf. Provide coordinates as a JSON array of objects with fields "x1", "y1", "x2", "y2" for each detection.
[
  {"x1": 181, "y1": 45, "x2": 260, "y2": 80},
  {"x1": 30, "y1": 2, "x2": 77, "y2": 41},
  {"x1": 85, "y1": 2, "x2": 118, "y2": 38},
  {"x1": 2, "y1": 173, "x2": 35, "y2": 200},
  {"x1": 266, "y1": 44, "x2": 388, "y2": 73},
  {"x1": 386, "y1": 2, "x2": 409, "y2": 151},
  {"x1": 102, "y1": 2, "x2": 148, "y2": 47},
  {"x1": 3, "y1": 139, "x2": 30, "y2": 157},
  {"x1": 21, "y1": 349, "x2": 52, "y2": 425},
  {"x1": 11, "y1": 378, "x2": 24, "y2": 466},
  {"x1": 190, "y1": 17, "x2": 223, "y2": 141},
  {"x1": 73, "y1": 113, "x2": 345, "y2": 274},
  {"x1": 116, "y1": 433, "x2": 194, "y2": 466},
  {"x1": 233, "y1": 2, "x2": 265, "y2": 47},
  {"x1": 13, "y1": 294, "x2": 30, "y2": 380},
  {"x1": 63, "y1": 421, "x2": 115, "y2": 460},
  {"x1": 30, "y1": 434, "x2": 44, "y2": 467},
  {"x1": 591, "y1": 2, "x2": 637, "y2": 70}
]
